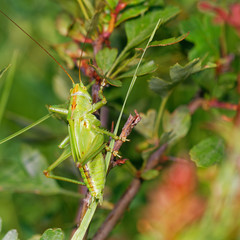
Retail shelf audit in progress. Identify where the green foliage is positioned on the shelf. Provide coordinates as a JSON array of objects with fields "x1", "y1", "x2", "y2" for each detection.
[
  {"x1": 0, "y1": 144, "x2": 71, "y2": 195},
  {"x1": 96, "y1": 48, "x2": 118, "y2": 74},
  {"x1": 1, "y1": 0, "x2": 240, "y2": 239},
  {"x1": 190, "y1": 137, "x2": 225, "y2": 167},
  {"x1": 124, "y1": 6, "x2": 180, "y2": 51},
  {"x1": 162, "y1": 106, "x2": 191, "y2": 144},
  {"x1": 148, "y1": 32, "x2": 189, "y2": 48},
  {"x1": 141, "y1": 169, "x2": 159, "y2": 180},
  {"x1": 40, "y1": 229, "x2": 64, "y2": 240},
  {"x1": 135, "y1": 109, "x2": 156, "y2": 139},
  {"x1": 149, "y1": 58, "x2": 215, "y2": 98},
  {"x1": 181, "y1": 15, "x2": 221, "y2": 61},
  {"x1": 115, "y1": 5, "x2": 149, "y2": 26}
]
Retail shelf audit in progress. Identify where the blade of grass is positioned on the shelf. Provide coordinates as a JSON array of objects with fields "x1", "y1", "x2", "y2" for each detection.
[
  {"x1": 0, "y1": 51, "x2": 18, "y2": 126},
  {"x1": 0, "y1": 113, "x2": 52, "y2": 144},
  {"x1": 71, "y1": 17, "x2": 162, "y2": 240},
  {"x1": 105, "y1": 18, "x2": 163, "y2": 170},
  {"x1": 71, "y1": 200, "x2": 98, "y2": 240}
]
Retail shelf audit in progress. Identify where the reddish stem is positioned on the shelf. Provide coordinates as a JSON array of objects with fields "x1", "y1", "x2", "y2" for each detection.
[{"x1": 188, "y1": 98, "x2": 238, "y2": 114}]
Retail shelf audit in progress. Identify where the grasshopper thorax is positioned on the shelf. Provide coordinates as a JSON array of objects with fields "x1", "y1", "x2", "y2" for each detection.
[{"x1": 68, "y1": 83, "x2": 93, "y2": 120}]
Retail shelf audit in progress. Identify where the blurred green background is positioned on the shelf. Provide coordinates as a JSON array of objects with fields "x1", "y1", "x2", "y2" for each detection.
[{"x1": 1, "y1": 0, "x2": 240, "y2": 239}]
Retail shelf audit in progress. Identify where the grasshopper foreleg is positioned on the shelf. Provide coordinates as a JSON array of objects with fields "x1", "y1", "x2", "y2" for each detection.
[
  {"x1": 48, "y1": 105, "x2": 68, "y2": 115},
  {"x1": 90, "y1": 97, "x2": 107, "y2": 114}
]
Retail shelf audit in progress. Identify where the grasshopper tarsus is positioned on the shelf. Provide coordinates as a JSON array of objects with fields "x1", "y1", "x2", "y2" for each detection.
[
  {"x1": 113, "y1": 151, "x2": 122, "y2": 158},
  {"x1": 105, "y1": 146, "x2": 122, "y2": 158}
]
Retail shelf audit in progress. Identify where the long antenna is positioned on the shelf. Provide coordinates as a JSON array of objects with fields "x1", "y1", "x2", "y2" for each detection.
[
  {"x1": 0, "y1": 9, "x2": 75, "y2": 85},
  {"x1": 78, "y1": 1, "x2": 105, "y2": 83}
]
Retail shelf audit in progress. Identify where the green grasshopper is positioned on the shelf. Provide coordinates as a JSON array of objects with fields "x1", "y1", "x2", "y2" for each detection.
[
  {"x1": 0, "y1": 7, "x2": 122, "y2": 202},
  {"x1": 44, "y1": 81, "x2": 120, "y2": 202}
]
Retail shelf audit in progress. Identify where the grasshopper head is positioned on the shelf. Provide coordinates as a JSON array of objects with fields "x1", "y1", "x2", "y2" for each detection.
[{"x1": 71, "y1": 84, "x2": 92, "y2": 101}]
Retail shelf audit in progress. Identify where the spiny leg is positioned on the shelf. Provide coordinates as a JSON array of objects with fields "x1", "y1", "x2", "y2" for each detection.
[
  {"x1": 92, "y1": 125, "x2": 129, "y2": 142},
  {"x1": 43, "y1": 145, "x2": 85, "y2": 186}
]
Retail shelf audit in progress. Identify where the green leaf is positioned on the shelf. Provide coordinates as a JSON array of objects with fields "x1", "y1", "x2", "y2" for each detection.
[
  {"x1": 40, "y1": 229, "x2": 64, "y2": 240},
  {"x1": 117, "y1": 61, "x2": 157, "y2": 79},
  {"x1": 180, "y1": 15, "x2": 221, "y2": 61},
  {"x1": 149, "y1": 77, "x2": 172, "y2": 97},
  {"x1": 141, "y1": 169, "x2": 159, "y2": 180},
  {"x1": 162, "y1": 106, "x2": 191, "y2": 144},
  {"x1": 0, "y1": 144, "x2": 79, "y2": 196},
  {"x1": 2, "y1": 230, "x2": 18, "y2": 240},
  {"x1": 125, "y1": 6, "x2": 180, "y2": 50},
  {"x1": 96, "y1": 48, "x2": 118, "y2": 74},
  {"x1": 107, "y1": 6, "x2": 179, "y2": 76},
  {"x1": 89, "y1": 62, "x2": 122, "y2": 87},
  {"x1": 135, "y1": 109, "x2": 157, "y2": 139},
  {"x1": 190, "y1": 137, "x2": 225, "y2": 168},
  {"x1": 149, "y1": 58, "x2": 215, "y2": 97},
  {"x1": 106, "y1": 77, "x2": 122, "y2": 87},
  {"x1": 147, "y1": 32, "x2": 189, "y2": 48},
  {"x1": 105, "y1": 0, "x2": 118, "y2": 9},
  {"x1": 212, "y1": 72, "x2": 237, "y2": 98},
  {"x1": 116, "y1": 5, "x2": 149, "y2": 26},
  {"x1": 128, "y1": 0, "x2": 146, "y2": 4},
  {"x1": 170, "y1": 58, "x2": 203, "y2": 83}
]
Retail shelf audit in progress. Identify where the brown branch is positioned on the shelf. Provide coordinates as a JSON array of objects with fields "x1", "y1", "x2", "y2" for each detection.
[
  {"x1": 93, "y1": 144, "x2": 168, "y2": 240},
  {"x1": 108, "y1": 110, "x2": 141, "y2": 171}
]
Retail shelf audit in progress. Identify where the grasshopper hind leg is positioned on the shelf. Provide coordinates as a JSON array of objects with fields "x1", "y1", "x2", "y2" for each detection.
[
  {"x1": 43, "y1": 144, "x2": 85, "y2": 186},
  {"x1": 58, "y1": 136, "x2": 70, "y2": 149}
]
